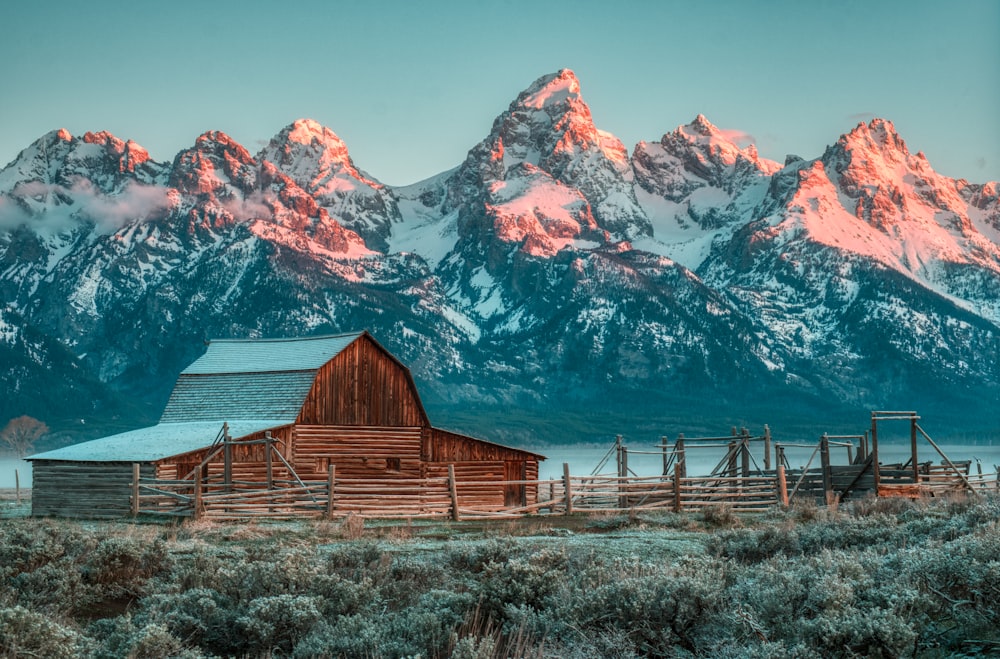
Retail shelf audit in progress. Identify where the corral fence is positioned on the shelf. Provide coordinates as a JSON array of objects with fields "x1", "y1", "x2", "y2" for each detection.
[
  {"x1": 133, "y1": 462, "x2": 997, "y2": 522},
  {"x1": 131, "y1": 463, "x2": 859, "y2": 521},
  {"x1": 131, "y1": 410, "x2": 999, "y2": 522}
]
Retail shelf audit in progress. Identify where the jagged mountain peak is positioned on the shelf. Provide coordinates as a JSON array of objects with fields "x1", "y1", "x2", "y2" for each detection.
[
  {"x1": 442, "y1": 70, "x2": 648, "y2": 246},
  {"x1": 190, "y1": 130, "x2": 254, "y2": 160},
  {"x1": 517, "y1": 68, "x2": 582, "y2": 110},
  {"x1": 170, "y1": 130, "x2": 257, "y2": 195},
  {"x1": 686, "y1": 114, "x2": 720, "y2": 136},
  {"x1": 842, "y1": 118, "x2": 907, "y2": 152},
  {"x1": 260, "y1": 119, "x2": 381, "y2": 193},
  {"x1": 81, "y1": 131, "x2": 153, "y2": 174},
  {"x1": 258, "y1": 119, "x2": 397, "y2": 250}
]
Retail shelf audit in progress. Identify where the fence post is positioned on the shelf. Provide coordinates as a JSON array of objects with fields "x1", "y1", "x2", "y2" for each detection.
[
  {"x1": 265, "y1": 432, "x2": 274, "y2": 490},
  {"x1": 820, "y1": 433, "x2": 834, "y2": 505},
  {"x1": 549, "y1": 481, "x2": 555, "y2": 513},
  {"x1": 741, "y1": 430, "x2": 750, "y2": 478},
  {"x1": 448, "y1": 464, "x2": 461, "y2": 521},
  {"x1": 131, "y1": 463, "x2": 140, "y2": 517},
  {"x1": 193, "y1": 470, "x2": 203, "y2": 521},
  {"x1": 764, "y1": 425, "x2": 772, "y2": 471},
  {"x1": 619, "y1": 443, "x2": 629, "y2": 509},
  {"x1": 676, "y1": 434, "x2": 686, "y2": 479},
  {"x1": 326, "y1": 464, "x2": 336, "y2": 520},
  {"x1": 223, "y1": 422, "x2": 232, "y2": 494},
  {"x1": 673, "y1": 470, "x2": 682, "y2": 513},
  {"x1": 776, "y1": 465, "x2": 789, "y2": 507},
  {"x1": 563, "y1": 463, "x2": 573, "y2": 515},
  {"x1": 14, "y1": 469, "x2": 20, "y2": 505}
]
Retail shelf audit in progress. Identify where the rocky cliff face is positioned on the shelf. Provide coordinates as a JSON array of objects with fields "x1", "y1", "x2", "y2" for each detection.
[{"x1": 1, "y1": 70, "x2": 997, "y2": 441}]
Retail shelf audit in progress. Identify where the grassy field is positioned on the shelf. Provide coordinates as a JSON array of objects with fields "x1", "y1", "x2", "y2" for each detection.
[{"x1": 1, "y1": 490, "x2": 999, "y2": 658}]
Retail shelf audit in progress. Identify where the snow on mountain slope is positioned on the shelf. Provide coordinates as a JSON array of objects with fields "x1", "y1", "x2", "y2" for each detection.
[
  {"x1": 631, "y1": 115, "x2": 781, "y2": 269},
  {"x1": 739, "y1": 119, "x2": 1000, "y2": 324},
  {"x1": 1, "y1": 72, "x2": 999, "y2": 438},
  {"x1": 444, "y1": 69, "x2": 650, "y2": 250}
]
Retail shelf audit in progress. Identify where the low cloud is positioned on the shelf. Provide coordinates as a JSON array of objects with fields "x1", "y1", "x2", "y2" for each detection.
[
  {"x1": 0, "y1": 196, "x2": 31, "y2": 230},
  {"x1": 718, "y1": 128, "x2": 757, "y2": 149},
  {"x1": 848, "y1": 112, "x2": 877, "y2": 124},
  {"x1": 221, "y1": 190, "x2": 274, "y2": 222},
  {"x1": 70, "y1": 179, "x2": 174, "y2": 230},
  {"x1": 3, "y1": 178, "x2": 174, "y2": 233}
]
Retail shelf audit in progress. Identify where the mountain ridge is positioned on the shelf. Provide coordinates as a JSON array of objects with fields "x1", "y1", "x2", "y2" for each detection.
[{"x1": 1, "y1": 69, "x2": 998, "y2": 445}]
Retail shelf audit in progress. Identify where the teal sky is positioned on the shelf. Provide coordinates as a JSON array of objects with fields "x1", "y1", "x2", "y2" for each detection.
[{"x1": 1, "y1": 0, "x2": 997, "y2": 186}]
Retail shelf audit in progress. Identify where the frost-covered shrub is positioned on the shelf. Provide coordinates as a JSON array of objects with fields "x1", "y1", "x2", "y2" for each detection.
[
  {"x1": 135, "y1": 587, "x2": 240, "y2": 654},
  {"x1": 729, "y1": 549, "x2": 927, "y2": 657},
  {"x1": 11, "y1": 559, "x2": 114, "y2": 617},
  {"x1": 447, "y1": 538, "x2": 521, "y2": 573},
  {"x1": 701, "y1": 504, "x2": 741, "y2": 528},
  {"x1": 845, "y1": 493, "x2": 917, "y2": 518},
  {"x1": 551, "y1": 556, "x2": 728, "y2": 655},
  {"x1": 235, "y1": 594, "x2": 324, "y2": 655},
  {"x1": 81, "y1": 535, "x2": 167, "y2": 597},
  {"x1": 88, "y1": 618, "x2": 205, "y2": 659},
  {"x1": 293, "y1": 590, "x2": 475, "y2": 659},
  {"x1": 0, "y1": 520, "x2": 89, "y2": 577},
  {"x1": 0, "y1": 605, "x2": 90, "y2": 658},
  {"x1": 794, "y1": 514, "x2": 899, "y2": 553},
  {"x1": 477, "y1": 547, "x2": 568, "y2": 621},
  {"x1": 709, "y1": 523, "x2": 801, "y2": 563}
]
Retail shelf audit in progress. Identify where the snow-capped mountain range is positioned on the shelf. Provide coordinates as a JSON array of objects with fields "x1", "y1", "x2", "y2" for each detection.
[{"x1": 2, "y1": 69, "x2": 998, "y2": 443}]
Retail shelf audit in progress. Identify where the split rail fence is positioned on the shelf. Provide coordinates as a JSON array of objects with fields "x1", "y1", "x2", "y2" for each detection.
[
  {"x1": 131, "y1": 410, "x2": 998, "y2": 522},
  {"x1": 132, "y1": 463, "x2": 797, "y2": 521}
]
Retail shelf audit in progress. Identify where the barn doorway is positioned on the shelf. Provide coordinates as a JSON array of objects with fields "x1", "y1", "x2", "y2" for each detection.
[{"x1": 504, "y1": 461, "x2": 526, "y2": 507}]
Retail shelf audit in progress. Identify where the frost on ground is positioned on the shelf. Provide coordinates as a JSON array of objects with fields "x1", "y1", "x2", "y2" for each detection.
[{"x1": 1, "y1": 495, "x2": 999, "y2": 658}]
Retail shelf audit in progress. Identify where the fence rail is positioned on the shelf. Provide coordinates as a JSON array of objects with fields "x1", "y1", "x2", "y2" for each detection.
[{"x1": 132, "y1": 461, "x2": 996, "y2": 522}]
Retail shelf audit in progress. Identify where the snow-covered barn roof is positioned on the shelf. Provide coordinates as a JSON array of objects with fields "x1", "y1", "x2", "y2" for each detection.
[
  {"x1": 180, "y1": 332, "x2": 364, "y2": 375},
  {"x1": 28, "y1": 420, "x2": 283, "y2": 463}
]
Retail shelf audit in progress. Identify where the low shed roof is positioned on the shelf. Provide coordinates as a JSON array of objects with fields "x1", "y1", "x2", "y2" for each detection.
[{"x1": 28, "y1": 420, "x2": 283, "y2": 463}]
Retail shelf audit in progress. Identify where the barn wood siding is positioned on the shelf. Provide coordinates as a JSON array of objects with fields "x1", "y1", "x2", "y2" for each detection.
[
  {"x1": 297, "y1": 336, "x2": 427, "y2": 427},
  {"x1": 154, "y1": 426, "x2": 295, "y2": 488},
  {"x1": 31, "y1": 461, "x2": 156, "y2": 519},
  {"x1": 423, "y1": 427, "x2": 540, "y2": 463},
  {"x1": 293, "y1": 425, "x2": 423, "y2": 481},
  {"x1": 423, "y1": 429, "x2": 541, "y2": 510}
]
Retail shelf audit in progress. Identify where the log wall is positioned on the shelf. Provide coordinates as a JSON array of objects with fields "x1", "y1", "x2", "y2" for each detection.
[
  {"x1": 297, "y1": 335, "x2": 427, "y2": 427},
  {"x1": 423, "y1": 427, "x2": 540, "y2": 462},
  {"x1": 31, "y1": 461, "x2": 156, "y2": 518},
  {"x1": 292, "y1": 425, "x2": 424, "y2": 481}
]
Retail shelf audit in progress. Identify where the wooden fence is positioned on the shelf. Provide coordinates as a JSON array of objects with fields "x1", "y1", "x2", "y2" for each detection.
[
  {"x1": 132, "y1": 459, "x2": 996, "y2": 522},
  {"x1": 132, "y1": 463, "x2": 795, "y2": 521}
]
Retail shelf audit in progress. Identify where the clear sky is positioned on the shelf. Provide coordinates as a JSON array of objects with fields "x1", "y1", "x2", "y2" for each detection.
[{"x1": 1, "y1": 0, "x2": 997, "y2": 186}]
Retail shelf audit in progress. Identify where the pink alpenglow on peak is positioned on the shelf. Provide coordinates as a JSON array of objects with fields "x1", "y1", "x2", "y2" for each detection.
[
  {"x1": 519, "y1": 69, "x2": 581, "y2": 110},
  {"x1": 261, "y1": 119, "x2": 382, "y2": 196},
  {"x1": 673, "y1": 115, "x2": 781, "y2": 175},
  {"x1": 83, "y1": 131, "x2": 152, "y2": 173}
]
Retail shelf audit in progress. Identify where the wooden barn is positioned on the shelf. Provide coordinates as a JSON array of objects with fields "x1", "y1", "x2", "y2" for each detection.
[{"x1": 29, "y1": 332, "x2": 544, "y2": 519}]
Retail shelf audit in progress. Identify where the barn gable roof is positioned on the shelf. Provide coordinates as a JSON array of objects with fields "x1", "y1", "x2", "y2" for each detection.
[
  {"x1": 160, "y1": 332, "x2": 366, "y2": 424},
  {"x1": 28, "y1": 421, "x2": 282, "y2": 463},
  {"x1": 160, "y1": 372, "x2": 316, "y2": 423},
  {"x1": 181, "y1": 332, "x2": 364, "y2": 374}
]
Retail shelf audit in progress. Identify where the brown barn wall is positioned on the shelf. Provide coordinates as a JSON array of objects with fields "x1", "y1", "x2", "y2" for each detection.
[
  {"x1": 31, "y1": 461, "x2": 156, "y2": 519},
  {"x1": 423, "y1": 427, "x2": 542, "y2": 463},
  {"x1": 292, "y1": 425, "x2": 423, "y2": 481},
  {"x1": 154, "y1": 426, "x2": 296, "y2": 488},
  {"x1": 297, "y1": 335, "x2": 427, "y2": 427}
]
